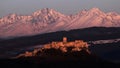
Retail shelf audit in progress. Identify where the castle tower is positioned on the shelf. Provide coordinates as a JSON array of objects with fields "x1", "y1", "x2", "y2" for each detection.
[{"x1": 63, "y1": 37, "x2": 67, "y2": 43}]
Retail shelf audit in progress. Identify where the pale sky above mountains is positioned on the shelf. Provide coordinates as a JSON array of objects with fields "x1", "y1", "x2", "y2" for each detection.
[{"x1": 0, "y1": 0, "x2": 120, "y2": 17}]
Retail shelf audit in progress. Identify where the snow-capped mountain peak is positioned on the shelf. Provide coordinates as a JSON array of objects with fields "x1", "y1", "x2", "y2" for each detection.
[
  {"x1": 88, "y1": 8, "x2": 105, "y2": 16},
  {"x1": 90, "y1": 8, "x2": 101, "y2": 12},
  {"x1": 0, "y1": 8, "x2": 120, "y2": 38},
  {"x1": 32, "y1": 8, "x2": 65, "y2": 17}
]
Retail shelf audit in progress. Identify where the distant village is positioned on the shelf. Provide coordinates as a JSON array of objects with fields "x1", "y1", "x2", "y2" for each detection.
[{"x1": 15, "y1": 37, "x2": 90, "y2": 58}]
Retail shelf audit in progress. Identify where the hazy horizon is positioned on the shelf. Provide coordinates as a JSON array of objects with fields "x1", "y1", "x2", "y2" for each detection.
[{"x1": 0, "y1": 0, "x2": 120, "y2": 17}]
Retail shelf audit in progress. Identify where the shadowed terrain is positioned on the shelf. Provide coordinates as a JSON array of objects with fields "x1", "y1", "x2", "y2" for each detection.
[
  {"x1": 0, "y1": 27, "x2": 120, "y2": 58},
  {"x1": 0, "y1": 49, "x2": 119, "y2": 68},
  {"x1": 0, "y1": 27, "x2": 120, "y2": 68}
]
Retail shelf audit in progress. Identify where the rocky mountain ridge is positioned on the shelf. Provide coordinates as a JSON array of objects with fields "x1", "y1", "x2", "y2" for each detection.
[{"x1": 0, "y1": 8, "x2": 120, "y2": 38}]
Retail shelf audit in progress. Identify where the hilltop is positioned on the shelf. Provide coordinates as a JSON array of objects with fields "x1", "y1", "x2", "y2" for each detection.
[
  {"x1": 0, "y1": 37, "x2": 119, "y2": 68},
  {"x1": 15, "y1": 37, "x2": 90, "y2": 58}
]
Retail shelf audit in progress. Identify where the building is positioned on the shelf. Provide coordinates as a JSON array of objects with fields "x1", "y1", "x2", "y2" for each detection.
[
  {"x1": 16, "y1": 37, "x2": 90, "y2": 58},
  {"x1": 63, "y1": 37, "x2": 67, "y2": 43}
]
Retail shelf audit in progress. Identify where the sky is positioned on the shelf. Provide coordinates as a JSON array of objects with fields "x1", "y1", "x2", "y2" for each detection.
[{"x1": 0, "y1": 0, "x2": 120, "y2": 17}]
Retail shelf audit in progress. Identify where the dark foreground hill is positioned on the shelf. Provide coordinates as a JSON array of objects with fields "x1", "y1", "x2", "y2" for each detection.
[
  {"x1": 0, "y1": 27, "x2": 120, "y2": 59},
  {"x1": 0, "y1": 49, "x2": 120, "y2": 68},
  {"x1": 1, "y1": 27, "x2": 120, "y2": 46}
]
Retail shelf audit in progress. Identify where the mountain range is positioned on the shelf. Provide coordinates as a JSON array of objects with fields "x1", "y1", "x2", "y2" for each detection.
[{"x1": 0, "y1": 8, "x2": 120, "y2": 38}]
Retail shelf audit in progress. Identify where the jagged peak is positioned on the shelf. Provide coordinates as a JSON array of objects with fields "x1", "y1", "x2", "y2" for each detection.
[
  {"x1": 86, "y1": 8, "x2": 106, "y2": 16},
  {"x1": 41, "y1": 8, "x2": 56, "y2": 12},
  {"x1": 9, "y1": 13, "x2": 17, "y2": 16},
  {"x1": 36, "y1": 8, "x2": 55, "y2": 13},
  {"x1": 0, "y1": 14, "x2": 18, "y2": 21},
  {"x1": 90, "y1": 8, "x2": 101, "y2": 11},
  {"x1": 89, "y1": 8, "x2": 104, "y2": 13},
  {"x1": 32, "y1": 8, "x2": 64, "y2": 16},
  {"x1": 1, "y1": 13, "x2": 18, "y2": 19},
  {"x1": 75, "y1": 8, "x2": 104, "y2": 16},
  {"x1": 107, "y1": 12, "x2": 119, "y2": 16},
  {"x1": 77, "y1": 9, "x2": 87, "y2": 15}
]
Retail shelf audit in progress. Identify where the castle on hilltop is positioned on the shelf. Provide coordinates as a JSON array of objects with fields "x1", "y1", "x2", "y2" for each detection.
[
  {"x1": 43, "y1": 37, "x2": 88, "y2": 52},
  {"x1": 15, "y1": 37, "x2": 90, "y2": 58}
]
